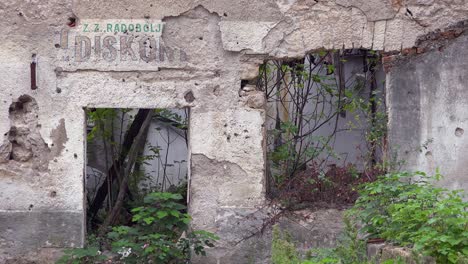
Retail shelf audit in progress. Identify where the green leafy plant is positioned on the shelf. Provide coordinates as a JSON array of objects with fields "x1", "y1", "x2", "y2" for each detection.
[
  {"x1": 58, "y1": 192, "x2": 217, "y2": 264},
  {"x1": 108, "y1": 192, "x2": 218, "y2": 263},
  {"x1": 349, "y1": 171, "x2": 468, "y2": 263}
]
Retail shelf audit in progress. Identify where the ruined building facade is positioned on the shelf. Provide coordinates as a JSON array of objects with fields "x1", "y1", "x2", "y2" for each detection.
[{"x1": 0, "y1": 0, "x2": 467, "y2": 263}]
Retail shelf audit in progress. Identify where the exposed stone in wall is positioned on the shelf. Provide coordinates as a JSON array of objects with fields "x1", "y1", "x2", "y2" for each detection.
[
  {"x1": 0, "y1": 140, "x2": 11, "y2": 163},
  {"x1": 239, "y1": 85, "x2": 266, "y2": 109},
  {"x1": 0, "y1": 95, "x2": 50, "y2": 171},
  {"x1": 0, "y1": 96, "x2": 68, "y2": 172}
]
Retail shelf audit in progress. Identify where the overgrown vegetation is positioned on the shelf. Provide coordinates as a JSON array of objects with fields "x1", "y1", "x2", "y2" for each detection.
[
  {"x1": 86, "y1": 108, "x2": 189, "y2": 230},
  {"x1": 58, "y1": 191, "x2": 217, "y2": 263},
  {"x1": 107, "y1": 192, "x2": 217, "y2": 263},
  {"x1": 261, "y1": 50, "x2": 465, "y2": 264},
  {"x1": 350, "y1": 171, "x2": 468, "y2": 263},
  {"x1": 258, "y1": 49, "x2": 388, "y2": 207},
  {"x1": 58, "y1": 108, "x2": 217, "y2": 263},
  {"x1": 271, "y1": 171, "x2": 468, "y2": 264}
]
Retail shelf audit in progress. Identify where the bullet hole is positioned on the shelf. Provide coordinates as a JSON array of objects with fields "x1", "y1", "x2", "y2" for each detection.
[
  {"x1": 144, "y1": 15, "x2": 150, "y2": 19},
  {"x1": 50, "y1": 191, "x2": 57, "y2": 197},
  {"x1": 73, "y1": 153, "x2": 78, "y2": 158},
  {"x1": 51, "y1": 143, "x2": 54, "y2": 147},
  {"x1": 212, "y1": 85, "x2": 220, "y2": 96},
  {"x1": 28, "y1": 204, "x2": 33, "y2": 211},
  {"x1": 234, "y1": 133, "x2": 239, "y2": 137},
  {"x1": 224, "y1": 123, "x2": 228, "y2": 127},
  {"x1": 18, "y1": 12, "x2": 23, "y2": 16},
  {"x1": 455, "y1": 127, "x2": 464, "y2": 137},
  {"x1": 227, "y1": 135, "x2": 231, "y2": 142},
  {"x1": 223, "y1": 13, "x2": 228, "y2": 17},
  {"x1": 406, "y1": 8, "x2": 413, "y2": 17},
  {"x1": 194, "y1": 82, "x2": 199, "y2": 86},
  {"x1": 245, "y1": 136, "x2": 250, "y2": 139},
  {"x1": 56, "y1": 87, "x2": 62, "y2": 94},
  {"x1": 198, "y1": 37, "x2": 203, "y2": 40},
  {"x1": 243, "y1": 129, "x2": 248, "y2": 133},
  {"x1": 241, "y1": 80, "x2": 249, "y2": 89},
  {"x1": 122, "y1": 78, "x2": 126, "y2": 82},
  {"x1": 67, "y1": 17, "x2": 76, "y2": 27},
  {"x1": 150, "y1": 4, "x2": 153, "y2": 7},
  {"x1": 184, "y1": 91, "x2": 195, "y2": 103},
  {"x1": 55, "y1": 44, "x2": 61, "y2": 48}
]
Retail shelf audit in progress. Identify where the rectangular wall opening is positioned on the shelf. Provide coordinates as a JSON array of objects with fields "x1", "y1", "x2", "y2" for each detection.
[
  {"x1": 259, "y1": 49, "x2": 387, "y2": 207},
  {"x1": 84, "y1": 107, "x2": 189, "y2": 231}
]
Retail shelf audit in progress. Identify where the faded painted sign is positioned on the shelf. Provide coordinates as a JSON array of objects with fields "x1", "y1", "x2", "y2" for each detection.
[{"x1": 57, "y1": 19, "x2": 187, "y2": 71}]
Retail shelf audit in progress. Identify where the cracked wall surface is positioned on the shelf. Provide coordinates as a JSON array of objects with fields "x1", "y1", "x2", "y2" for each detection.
[{"x1": 0, "y1": 0, "x2": 467, "y2": 263}]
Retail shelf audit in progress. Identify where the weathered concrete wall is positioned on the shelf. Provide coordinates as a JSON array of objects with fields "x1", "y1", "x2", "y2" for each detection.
[
  {"x1": 387, "y1": 31, "x2": 468, "y2": 192},
  {"x1": 0, "y1": 0, "x2": 467, "y2": 262}
]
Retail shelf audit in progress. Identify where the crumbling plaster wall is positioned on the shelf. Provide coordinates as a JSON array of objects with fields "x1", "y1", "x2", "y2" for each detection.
[{"x1": 0, "y1": 0, "x2": 467, "y2": 262}]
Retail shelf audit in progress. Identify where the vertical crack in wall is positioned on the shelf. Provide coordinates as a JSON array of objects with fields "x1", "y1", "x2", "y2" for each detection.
[{"x1": 0, "y1": 95, "x2": 51, "y2": 171}]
